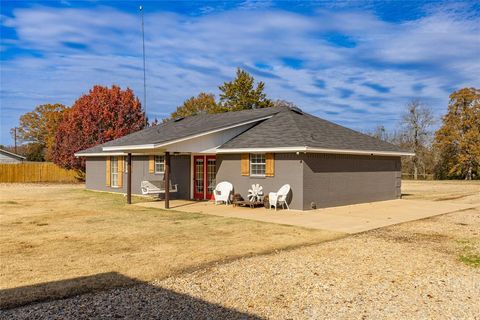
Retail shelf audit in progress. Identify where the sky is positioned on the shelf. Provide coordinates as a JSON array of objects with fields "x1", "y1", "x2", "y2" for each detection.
[{"x1": 1, "y1": 0, "x2": 479, "y2": 145}]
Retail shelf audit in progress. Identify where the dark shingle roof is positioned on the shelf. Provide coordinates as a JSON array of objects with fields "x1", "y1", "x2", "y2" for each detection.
[
  {"x1": 219, "y1": 108, "x2": 407, "y2": 153},
  {"x1": 77, "y1": 106, "x2": 409, "y2": 155},
  {"x1": 76, "y1": 107, "x2": 282, "y2": 154}
]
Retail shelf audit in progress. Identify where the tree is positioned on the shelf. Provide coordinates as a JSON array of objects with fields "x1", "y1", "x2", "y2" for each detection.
[
  {"x1": 167, "y1": 69, "x2": 274, "y2": 120},
  {"x1": 365, "y1": 125, "x2": 393, "y2": 142},
  {"x1": 218, "y1": 68, "x2": 272, "y2": 111},
  {"x1": 24, "y1": 143, "x2": 45, "y2": 162},
  {"x1": 434, "y1": 88, "x2": 480, "y2": 180},
  {"x1": 52, "y1": 85, "x2": 145, "y2": 172},
  {"x1": 399, "y1": 100, "x2": 435, "y2": 180},
  {"x1": 272, "y1": 99, "x2": 297, "y2": 109},
  {"x1": 12, "y1": 103, "x2": 68, "y2": 161},
  {"x1": 170, "y1": 92, "x2": 219, "y2": 119}
]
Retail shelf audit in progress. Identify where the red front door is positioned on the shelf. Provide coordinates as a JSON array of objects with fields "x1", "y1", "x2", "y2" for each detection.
[{"x1": 193, "y1": 155, "x2": 216, "y2": 200}]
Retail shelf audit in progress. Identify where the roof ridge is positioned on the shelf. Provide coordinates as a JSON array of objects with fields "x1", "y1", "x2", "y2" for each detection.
[
  {"x1": 151, "y1": 107, "x2": 282, "y2": 145},
  {"x1": 285, "y1": 109, "x2": 308, "y2": 147}
]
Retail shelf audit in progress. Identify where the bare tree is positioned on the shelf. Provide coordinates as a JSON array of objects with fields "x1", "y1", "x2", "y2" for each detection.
[
  {"x1": 365, "y1": 125, "x2": 392, "y2": 142},
  {"x1": 272, "y1": 99, "x2": 298, "y2": 108},
  {"x1": 400, "y1": 99, "x2": 435, "y2": 180}
]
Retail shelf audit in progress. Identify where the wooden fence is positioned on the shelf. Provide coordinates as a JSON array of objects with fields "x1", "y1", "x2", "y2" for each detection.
[{"x1": 0, "y1": 162, "x2": 78, "y2": 183}]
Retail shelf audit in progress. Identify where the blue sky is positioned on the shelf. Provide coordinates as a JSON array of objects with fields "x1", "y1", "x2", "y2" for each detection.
[{"x1": 1, "y1": 0, "x2": 479, "y2": 145}]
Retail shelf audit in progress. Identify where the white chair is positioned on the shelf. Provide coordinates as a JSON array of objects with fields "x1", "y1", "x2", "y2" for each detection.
[
  {"x1": 269, "y1": 184, "x2": 291, "y2": 210},
  {"x1": 214, "y1": 181, "x2": 233, "y2": 205}
]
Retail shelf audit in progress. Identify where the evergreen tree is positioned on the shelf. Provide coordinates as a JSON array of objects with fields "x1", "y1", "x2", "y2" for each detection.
[{"x1": 218, "y1": 68, "x2": 272, "y2": 111}]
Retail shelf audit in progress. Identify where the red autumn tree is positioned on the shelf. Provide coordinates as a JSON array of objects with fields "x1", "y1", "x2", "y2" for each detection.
[{"x1": 53, "y1": 85, "x2": 145, "y2": 172}]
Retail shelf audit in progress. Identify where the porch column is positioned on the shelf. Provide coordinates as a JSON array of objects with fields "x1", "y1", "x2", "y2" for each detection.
[
  {"x1": 164, "y1": 151, "x2": 170, "y2": 209},
  {"x1": 127, "y1": 153, "x2": 132, "y2": 204}
]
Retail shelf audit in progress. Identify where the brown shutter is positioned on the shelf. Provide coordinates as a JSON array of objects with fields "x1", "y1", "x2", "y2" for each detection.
[
  {"x1": 118, "y1": 157, "x2": 124, "y2": 187},
  {"x1": 241, "y1": 153, "x2": 250, "y2": 176},
  {"x1": 149, "y1": 155, "x2": 154, "y2": 173},
  {"x1": 265, "y1": 153, "x2": 275, "y2": 177},
  {"x1": 106, "y1": 157, "x2": 111, "y2": 187}
]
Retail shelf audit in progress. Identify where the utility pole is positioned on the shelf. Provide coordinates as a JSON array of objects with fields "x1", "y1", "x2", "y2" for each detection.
[
  {"x1": 14, "y1": 127, "x2": 17, "y2": 154},
  {"x1": 140, "y1": 5, "x2": 147, "y2": 126}
]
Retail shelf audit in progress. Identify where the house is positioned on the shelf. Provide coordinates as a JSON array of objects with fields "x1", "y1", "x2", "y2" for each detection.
[
  {"x1": 75, "y1": 106, "x2": 413, "y2": 210},
  {"x1": 0, "y1": 149, "x2": 26, "y2": 163}
]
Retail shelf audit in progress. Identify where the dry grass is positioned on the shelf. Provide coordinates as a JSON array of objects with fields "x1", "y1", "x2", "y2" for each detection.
[
  {"x1": 0, "y1": 184, "x2": 341, "y2": 308},
  {"x1": 402, "y1": 180, "x2": 480, "y2": 269},
  {"x1": 402, "y1": 179, "x2": 480, "y2": 202}
]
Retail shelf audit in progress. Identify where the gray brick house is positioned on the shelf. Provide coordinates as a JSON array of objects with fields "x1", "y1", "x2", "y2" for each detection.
[{"x1": 76, "y1": 106, "x2": 413, "y2": 210}]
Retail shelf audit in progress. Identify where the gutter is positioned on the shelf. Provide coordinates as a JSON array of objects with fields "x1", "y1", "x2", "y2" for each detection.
[{"x1": 216, "y1": 146, "x2": 415, "y2": 157}]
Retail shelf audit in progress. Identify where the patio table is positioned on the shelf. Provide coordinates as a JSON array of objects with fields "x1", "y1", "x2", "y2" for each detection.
[{"x1": 233, "y1": 200, "x2": 264, "y2": 208}]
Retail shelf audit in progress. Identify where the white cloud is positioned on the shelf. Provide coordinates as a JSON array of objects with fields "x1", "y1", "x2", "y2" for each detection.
[{"x1": 1, "y1": 4, "x2": 479, "y2": 143}]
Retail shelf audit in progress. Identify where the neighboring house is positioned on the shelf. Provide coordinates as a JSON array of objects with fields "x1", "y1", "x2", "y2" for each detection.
[
  {"x1": 0, "y1": 149, "x2": 26, "y2": 163},
  {"x1": 75, "y1": 106, "x2": 413, "y2": 210}
]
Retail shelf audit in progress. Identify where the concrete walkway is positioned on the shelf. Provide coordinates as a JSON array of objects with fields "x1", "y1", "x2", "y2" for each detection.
[{"x1": 136, "y1": 199, "x2": 474, "y2": 234}]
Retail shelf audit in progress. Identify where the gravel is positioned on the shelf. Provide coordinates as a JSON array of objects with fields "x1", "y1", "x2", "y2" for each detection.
[{"x1": 2, "y1": 207, "x2": 479, "y2": 319}]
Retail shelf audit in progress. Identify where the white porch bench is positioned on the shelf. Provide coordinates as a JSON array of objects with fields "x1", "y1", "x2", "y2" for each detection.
[{"x1": 141, "y1": 180, "x2": 178, "y2": 196}]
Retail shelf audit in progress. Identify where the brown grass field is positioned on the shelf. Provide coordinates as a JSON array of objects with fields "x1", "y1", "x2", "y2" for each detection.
[
  {"x1": 1, "y1": 180, "x2": 478, "y2": 309},
  {"x1": 0, "y1": 184, "x2": 342, "y2": 308}
]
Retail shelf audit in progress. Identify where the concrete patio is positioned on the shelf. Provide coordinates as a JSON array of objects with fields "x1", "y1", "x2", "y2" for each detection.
[{"x1": 135, "y1": 199, "x2": 474, "y2": 234}]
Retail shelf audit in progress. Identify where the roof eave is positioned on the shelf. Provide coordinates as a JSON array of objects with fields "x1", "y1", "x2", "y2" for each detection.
[
  {"x1": 216, "y1": 146, "x2": 414, "y2": 157},
  {"x1": 0, "y1": 149, "x2": 26, "y2": 160},
  {"x1": 306, "y1": 147, "x2": 414, "y2": 157},
  {"x1": 102, "y1": 144, "x2": 156, "y2": 152}
]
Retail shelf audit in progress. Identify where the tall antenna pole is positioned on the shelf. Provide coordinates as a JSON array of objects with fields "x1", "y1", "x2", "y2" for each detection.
[
  {"x1": 140, "y1": 5, "x2": 147, "y2": 126},
  {"x1": 14, "y1": 127, "x2": 17, "y2": 154}
]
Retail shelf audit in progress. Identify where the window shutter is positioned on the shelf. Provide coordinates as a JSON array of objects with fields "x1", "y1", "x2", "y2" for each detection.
[
  {"x1": 265, "y1": 153, "x2": 275, "y2": 177},
  {"x1": 106, "y1": 157, "x2": 111, "y2": 187},
  {"x1": 149, "y1": 155, "x2": 154, "y2": 173},
  {"x1": 118, "y1": 157, "x2": 124, "y2": 187},
  {"x1": 241, "y1": 153, "x2": 250, "y2": 176}
]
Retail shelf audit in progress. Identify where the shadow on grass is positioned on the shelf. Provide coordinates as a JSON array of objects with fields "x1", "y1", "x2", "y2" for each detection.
[{"x1": 1, "y1": 272, "x2": 262, "y2": 319}]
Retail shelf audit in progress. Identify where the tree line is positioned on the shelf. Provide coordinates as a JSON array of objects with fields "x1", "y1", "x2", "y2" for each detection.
[
  {"x1": 366, "y1": 88, "x2": 479, "y2": 180},
  {"x1": 4, "y1": 68, "x2": 479, "y2": 180}
]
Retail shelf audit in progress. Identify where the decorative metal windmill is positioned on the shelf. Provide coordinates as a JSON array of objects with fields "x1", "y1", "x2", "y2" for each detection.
[{"x1": 247, "y1": 184, "x2": 263, "y2": 202}]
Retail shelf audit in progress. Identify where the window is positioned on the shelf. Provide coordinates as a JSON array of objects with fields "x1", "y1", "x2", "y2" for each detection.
[
  {"x1": 110, "y1": 156, "x2": 119, "y2": 187},
  {"x1": 250, "y1": 153, "x2": 266, "y2": 176},
  {"x1": 154, "y1": 155, "x2": 165, "y2": 173}
]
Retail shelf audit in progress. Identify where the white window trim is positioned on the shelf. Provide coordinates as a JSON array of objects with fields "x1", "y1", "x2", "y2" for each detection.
[
  {"x1": 110, "y1": 156, "x2": 119, "y2": 188},
  {"x1": 154, "y1": 155, "x2": 165, "y2": 174},
  {"x1": 250, "y1": 153, "x2": 266, "y2": 177}
]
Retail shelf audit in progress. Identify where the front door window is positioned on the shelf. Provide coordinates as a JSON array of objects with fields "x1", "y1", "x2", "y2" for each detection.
[
  {"x1": 194, "y1": 156, "x2": 204, "y2": 199},
  {"x1": 206, "y1": 156, "x2": 216, "y2": 199},
  {"x1": 193, "y1": 155, "x2": 216, "y2": 200}
]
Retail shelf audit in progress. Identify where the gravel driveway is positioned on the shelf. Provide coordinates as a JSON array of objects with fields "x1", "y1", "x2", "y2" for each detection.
[{"x1": 2, "y1": 202, "x2": 478, "y2": 319}]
